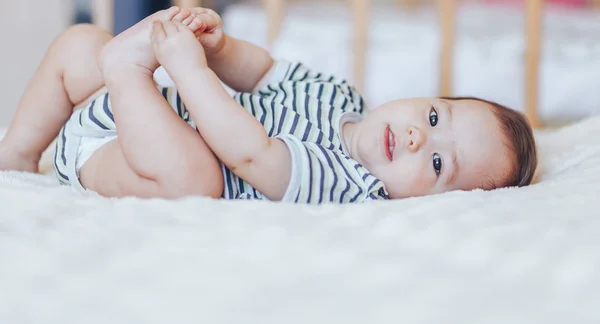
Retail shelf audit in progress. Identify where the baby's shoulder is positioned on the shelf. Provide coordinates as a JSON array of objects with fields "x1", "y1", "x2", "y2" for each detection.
[
  {"x1": 276, "y1": 135, "x2": 389, "y2": 203},
  {"x1": 253, "y1": 79, "x2": 366, "y2": 114}
]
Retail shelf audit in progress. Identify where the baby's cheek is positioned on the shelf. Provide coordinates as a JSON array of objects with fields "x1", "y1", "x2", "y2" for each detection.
[{"x1": 380, "y1": 160, "x2": 418, "y2": 197}]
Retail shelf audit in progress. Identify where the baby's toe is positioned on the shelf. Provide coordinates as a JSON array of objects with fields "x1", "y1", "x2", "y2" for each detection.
[
  {"x1": 161, "y1": 6, "x2": 180, "y2": 21},
  {"x1": 182, "y1": 14, "x2": 195, "y2": 26},
  {"x1": 151, "y1": 21, "x2": 166, "y2": 40}
]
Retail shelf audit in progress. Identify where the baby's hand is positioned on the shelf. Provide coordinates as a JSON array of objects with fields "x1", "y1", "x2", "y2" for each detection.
[
  {"x1": 189, "y1": 7, "x2": 225, "y2": 56},
  {"x1": 150, "y1": 20, "x2": 207, "y2": 78}
]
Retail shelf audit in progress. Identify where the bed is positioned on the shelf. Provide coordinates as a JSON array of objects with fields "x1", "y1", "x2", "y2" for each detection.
[
  {"x1": 1, "y1": 0, "x2": 600, "y2": 322},
  {"x1": 1, "y1": 114, "x2": 600, "y2": 322}
]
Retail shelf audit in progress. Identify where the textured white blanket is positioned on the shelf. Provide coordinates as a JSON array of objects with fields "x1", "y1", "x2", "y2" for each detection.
[{"x1": 1, "y1": 116, "x2": 600, "y2": 323}]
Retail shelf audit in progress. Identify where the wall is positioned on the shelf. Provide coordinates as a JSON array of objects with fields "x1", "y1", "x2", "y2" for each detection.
[{"x1": 0, "y1": 0, "x2": 73, "y2": 127}]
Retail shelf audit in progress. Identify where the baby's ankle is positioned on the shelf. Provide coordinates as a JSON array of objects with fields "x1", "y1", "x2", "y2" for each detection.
[{"x1": 102, "y1": 63, "x2": 153, "y2": 84}]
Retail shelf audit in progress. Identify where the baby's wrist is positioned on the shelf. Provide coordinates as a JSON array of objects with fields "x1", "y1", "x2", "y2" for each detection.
[
  {"x1": 206, "y1": 34, "x2": 229, "y2": 61},
  {"x1": 170, "y1": 65, "x2": 213, "y2": 85}
]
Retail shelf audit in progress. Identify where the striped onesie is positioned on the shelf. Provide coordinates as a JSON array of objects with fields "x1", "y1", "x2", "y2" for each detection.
[{"x1": 54, "y1": 61, "x2": 390, "y2": 203}]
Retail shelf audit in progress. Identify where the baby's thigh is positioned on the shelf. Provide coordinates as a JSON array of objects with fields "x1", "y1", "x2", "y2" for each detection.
[
  {"x1": 79, "y1": 139, "x2": 161, "y2": 197},
  {"x1": 79, "y1": 139, "x2": 224, "y2": 199}
]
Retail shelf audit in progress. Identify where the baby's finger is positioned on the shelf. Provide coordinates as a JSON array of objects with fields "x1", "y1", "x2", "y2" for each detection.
[
  {"x1": 190, "y1": 9, "x2": 221, "y2": 31},
  {"x1": 199, "y1": 13, "x2": 221, "y2": 32},
  {"x1": 189, "y1": 7, "x2": 210, "y2": 16},
  {"x1": 188, "y1": 16, "x2": 207, "y2": 34}
]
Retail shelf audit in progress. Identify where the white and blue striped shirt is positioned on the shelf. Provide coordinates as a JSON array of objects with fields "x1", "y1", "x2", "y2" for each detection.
[{"x1": 55, "y1": 61, "x2": 389, "y2": 203}]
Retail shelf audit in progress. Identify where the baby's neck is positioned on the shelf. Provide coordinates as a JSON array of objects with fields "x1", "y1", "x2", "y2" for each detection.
[{"x1": 342, "y1": 121, "x2": 363, "y2": 164}]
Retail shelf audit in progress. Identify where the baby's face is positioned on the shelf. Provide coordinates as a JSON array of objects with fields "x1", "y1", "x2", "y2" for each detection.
[{"x1": 349, "y1": 98, "x2": 511, "y2": 199}]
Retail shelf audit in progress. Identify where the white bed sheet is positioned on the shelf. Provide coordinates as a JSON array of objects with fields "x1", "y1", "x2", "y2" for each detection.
[
  {"x1": 220, "y1": 2, "x2": 600, "y2": 124},
  {"x1": 1, "y1": 113, "x2": 600, "y2": 322}
]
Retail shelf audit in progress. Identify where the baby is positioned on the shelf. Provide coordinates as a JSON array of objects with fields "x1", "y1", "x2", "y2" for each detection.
[{"x1": 0, "y1": 6, "x2": 537, "y2": 203}]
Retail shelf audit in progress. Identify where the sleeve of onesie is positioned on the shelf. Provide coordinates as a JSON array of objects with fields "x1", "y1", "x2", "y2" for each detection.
[
  {"x1": 276, "y1": 133, "x2": 370, "y2": 204},
  {"x1": 252, "y1": 61, "x2": 366, "y2": 114}
]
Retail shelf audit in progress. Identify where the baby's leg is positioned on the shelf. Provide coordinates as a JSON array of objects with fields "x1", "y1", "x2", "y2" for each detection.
[
  {"x1": 80, "y1": 7, "x2": 223, "y2": 199},
  {"x1": 0, "y1": 6, "x2": 196, "y2": 173},
  {"x1": 0, "y1": 24, "x2": 113, "y2": 172}
]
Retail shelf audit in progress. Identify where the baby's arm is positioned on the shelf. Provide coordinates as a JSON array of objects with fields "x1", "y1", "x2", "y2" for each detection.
[
  {"x1": 152, "y1": 20, "x2": 290, "y2": 200},
  {"x1": 208, "y1": 35, "x2": 274, "y2": 93},
  {"x1": 190, "y1": 8, "x2": 274, "y2": 93}
]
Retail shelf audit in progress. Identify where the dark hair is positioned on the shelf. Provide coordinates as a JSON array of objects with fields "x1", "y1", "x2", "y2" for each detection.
[{"x1": 441, "y1": 96, "x2": 538, "y2": 189}]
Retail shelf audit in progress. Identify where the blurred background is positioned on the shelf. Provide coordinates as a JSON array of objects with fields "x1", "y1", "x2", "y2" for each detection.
[{"x1": 1, "y1": 0, "x2": 600, "y2": 128}]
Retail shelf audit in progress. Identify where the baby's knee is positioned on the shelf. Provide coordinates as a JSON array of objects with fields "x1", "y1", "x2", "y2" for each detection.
[
  {"x1": 161, "y1": 163, "x2": 224, "y2": 199},
  {"x1": 49, "y1": 24, "x2": 111, "y2": 56},
  {"x1": 186, "y1": 166, "x2": 224, "y2": 199},
  {"x1": 63, "y1": 24, "x2": 111, "y2": 41}
]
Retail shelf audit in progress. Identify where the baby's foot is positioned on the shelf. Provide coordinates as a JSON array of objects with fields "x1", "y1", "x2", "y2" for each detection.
[
  {"x1": 99, "y1": 6, "x2": 202, "y2": 75},
  {"x1": 0, "y1": 142, "x2": 39, "y2": 173}
]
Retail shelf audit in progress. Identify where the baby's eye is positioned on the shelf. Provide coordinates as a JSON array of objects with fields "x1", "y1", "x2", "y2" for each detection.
[
  {"x1": 432, "y1": 153, "x2": 442, "y2": 176},
  {"x1": 429, "y1": 107, "x2": 438, "y2": 127}
]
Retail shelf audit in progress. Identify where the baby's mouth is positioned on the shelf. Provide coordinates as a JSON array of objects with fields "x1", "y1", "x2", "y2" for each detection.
[{"x1": 384, "y1": 125, "x2": 395, "y2": 161}]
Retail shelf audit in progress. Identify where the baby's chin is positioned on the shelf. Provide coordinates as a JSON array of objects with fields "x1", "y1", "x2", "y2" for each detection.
[{"x1": 385, "y1": 190, "x2": 420, "y2": 200}]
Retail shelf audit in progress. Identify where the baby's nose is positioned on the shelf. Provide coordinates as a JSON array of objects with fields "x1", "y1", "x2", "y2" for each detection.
[{"x1": 407, "y1": 126, "x2": 426, "y2": 153}]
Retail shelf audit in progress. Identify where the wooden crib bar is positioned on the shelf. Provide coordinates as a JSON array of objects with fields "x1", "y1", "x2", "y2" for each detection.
[
  {"x1": 92, "y1": 0, "x2": 114, "y2": 33},
  {"x1": 173, "y1": 0, "x2": 203, "y2": 9},
  {"x1": 353, "y1": 0, "x2": 369, "y2": 92},
  {"x1": 264, "y1": 0, "x2": 286, "y2": 46},
  {"x1": 439, "y1": 0, "x2": 456, "y2": 97},
  {"x1": 438, "y1": 0, "x2": 542, "y2": 127},
  {"x1": 91, "y1": 0, "x2": 554, "y2": 128},
  {"x1": 525, "y1": 0, "x2": 543, "y2": 128}
]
